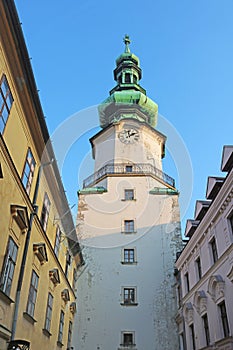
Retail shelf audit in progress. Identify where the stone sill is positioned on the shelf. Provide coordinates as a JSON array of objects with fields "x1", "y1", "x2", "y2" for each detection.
[
  {"x1": 23, "y1": 312, "x2": 37, "y2": 324},
  {"x1": 0, "y1": 289, "x2": 14, "y2": 305}
]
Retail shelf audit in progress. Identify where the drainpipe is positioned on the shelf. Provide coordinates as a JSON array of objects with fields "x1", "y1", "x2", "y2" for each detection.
[{"x1": 11, "y1": 160, "x2": 53, "y2": 340}]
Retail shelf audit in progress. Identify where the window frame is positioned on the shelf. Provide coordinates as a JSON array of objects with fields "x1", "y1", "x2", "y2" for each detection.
[
  {"x1": 218, "y1": 300, "x2": 230, "y2": 338},
  {"x1": 0, "y1": 74, "x2": 13, "y2": 134},
  {"x1": 123, "y1": 220, "x2": 135, "y2": 234},
  {"x1": 0, "y1": 237, "x2": 18, "y2": 296},
  {"x1": 189, "y1": 323, "x2": 196, "y2": 350},
  {"x1": 195, "y1": 257, "x2": 202, "y2": 280},
  {"x1": 210, "y1": 237, "x2": 218, "y2": 264},
  {"x1": 202, "y1": 313, "x2": 210, "y2": 346},
  {"x1": 184, "y1": 272, "x2": 190, "y2": 293},
  {"x1": 40, "y1": 192, "x2": 51, "y2": 232},
  {"x1": 65, "y1": 251, "x2": 71, "y2": 277},
  {"x1": 21, "y1": 148, "x2": 36, "y2": 195},
  {"x1": 121, "y1": 331, "x2": 135, "y2": 347},
  {"x1": 124, "y1": 189, "x2": 134, "y2": 201},
  {"x1": 26, "y1": 270, "x2": 39, "y2": 318},
  {"x1": 58, "y1": 310, "x2": 65, "y2": 343},
  {"x1": 123, "y1": 248, "x2": 136, "y2": 264},
  {"x1": 54, "y1": 226, "x2": 61, "y2": 257},
  {"x1": 122, "y1": 287, "x2": 137, "y2": 305},
  {"x1": 67, "y1": 321, "x2": 73, "y2": 349},
  {"x1": 44, "y1": 292, "x2": 53, "y2": 332}
]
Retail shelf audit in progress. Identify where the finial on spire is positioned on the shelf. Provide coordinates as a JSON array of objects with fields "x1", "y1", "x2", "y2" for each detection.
[{"x1": 123, "y1": 34, "x2": 131, "y2": 53}]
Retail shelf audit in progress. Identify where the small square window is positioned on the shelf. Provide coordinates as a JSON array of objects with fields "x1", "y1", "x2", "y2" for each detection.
[
  {"x1": 124, "y1": 189, "x2": 134, "y2": 200},
  {"x1": 121, "y1": 331, "x2": 135, "y2": 347},
  {"x1": 124, "y1": 220, "x2": 135, "y2": 233},
  {"x1": 123, "y1": 248, "x2": 135, "y2": 264},
  {"x1": 122, "y1": 287, "x2": 137, "y2": 305},
  {"x1": 125, "y1": 165, "x2": 132, "y2": 173}
]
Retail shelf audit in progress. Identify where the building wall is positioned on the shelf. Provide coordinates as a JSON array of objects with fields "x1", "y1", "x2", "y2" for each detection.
[
  {"x1": 176, "y1": 148, "x2": 233, "y2": 350},
  {"x1": 0, "y1": 1, "x2": 83, "y2": 349}
]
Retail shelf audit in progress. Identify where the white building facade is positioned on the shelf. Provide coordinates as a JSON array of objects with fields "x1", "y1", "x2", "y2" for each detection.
[
  {"x1": 176, "y1": 145, "x2": 233, "y2": 350},
  {"x1": 74, "y1": 36, "x2": 183, "y2": 350}
]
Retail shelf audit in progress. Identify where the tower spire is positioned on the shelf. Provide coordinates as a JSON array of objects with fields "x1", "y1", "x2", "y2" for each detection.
[{"x1": 123, "y1": 34, "x2": 131, "y2": 53}]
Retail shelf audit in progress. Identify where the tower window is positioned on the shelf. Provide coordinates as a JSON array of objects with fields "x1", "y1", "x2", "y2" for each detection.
[
  {"x1": 124, "y1": 189, "x2": 134, "y2": 200},
  {"x1": 125, "y1": 165, "x2": 132, "y2": 173},
  {"x1": 123, "y1": 248, "x2": 136, "y2": 263},
  {"x1": 124, "y1": 220, "x2": 135, "y2": 233},
  {"x1": 121, "y1": 331, "x2": 135, "y2": 347},
  {"x1": 122, "y1": 287, "x2": 137, "y2": 305},
  {"x1": 133, "y1": 75, "x2": 137, "y2": 84},
  {"x1": 125, "y1": 73, "x2": 131, "y2": 83}
]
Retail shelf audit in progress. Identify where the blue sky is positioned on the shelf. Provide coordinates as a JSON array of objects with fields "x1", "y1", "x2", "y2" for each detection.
[{"x1": 15, "y1": 0, "x2": 233, "y2": 232}]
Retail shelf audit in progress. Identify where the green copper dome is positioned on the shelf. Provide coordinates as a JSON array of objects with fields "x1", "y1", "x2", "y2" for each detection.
[{"x1": 98, "y1": 35, "x2": 158, "y2": 129}]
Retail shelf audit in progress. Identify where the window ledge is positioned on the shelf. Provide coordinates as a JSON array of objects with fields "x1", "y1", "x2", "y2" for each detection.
[
  {"x1": 121, "y1": 232, "x2": 137, "y2": 234},
  {"x1": 0, "y1": 289, "x2": 14, "y2": 304},
  {"x1": 121, "y1": 262, "x2": 137, "y2": 265},
  {"x1": 57, "y1": 340, "x2": 64, "y2": 348},
  {"x1": 42, "y1": 328, "x2": 52, "y2": 337},
  {"x1": 120, "y1": 302, "x2": 138, "y2": 306},
  {"x1": 23, "y1": 312, "x2": 37, "y2": 324},
  {"x1": 121, "y1": 199, "x2": 136, "y2": 202}
]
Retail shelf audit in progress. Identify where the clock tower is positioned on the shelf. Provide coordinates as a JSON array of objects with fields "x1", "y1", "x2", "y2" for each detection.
[{"x1": 74, "y1": 36, "x2": 183, "y2": 350}]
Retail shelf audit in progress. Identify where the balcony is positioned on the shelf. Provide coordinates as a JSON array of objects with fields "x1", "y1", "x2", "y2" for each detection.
[{"x1": 83, "y1": 163, "x2": 175, "y2": 188}]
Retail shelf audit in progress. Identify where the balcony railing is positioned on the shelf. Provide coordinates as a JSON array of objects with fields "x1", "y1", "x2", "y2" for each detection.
[{"x1": 83, "y1": 163, "x2": 175, "y2": 188}]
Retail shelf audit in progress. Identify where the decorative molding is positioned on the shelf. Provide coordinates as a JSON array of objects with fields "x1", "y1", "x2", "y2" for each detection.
[
  {"x1": 207, "y1": 275, "x2": 225, "y2": 303},
  {"x1": 193, "y1": 290, "x2": 207, "y2": 315},
  {"x1": 49, "y1": 268, "x2": 60, "y2": 286},
  {"x1": 227, "y1": 266, "x2": 233, "y2": 283},
  {"x1": 61, "y1": 289, "x2": 70, "y2": 302},
  {"x1": 69, "y1": 302, "x2": 77, "y2": 314},
  {"x1": 33, "y1": 243, "x2": 48, "y2": 265},
  {"x1": 183, "y1": 302, "x2": 194, "y2": 324},
  {"x1": 10, "y1": 204, "x2": 29, "y2": 234}
]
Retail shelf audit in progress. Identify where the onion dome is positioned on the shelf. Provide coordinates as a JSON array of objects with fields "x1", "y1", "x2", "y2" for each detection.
[{"x1": 98, "y1": 35, "x2": 158, "y2": 129}]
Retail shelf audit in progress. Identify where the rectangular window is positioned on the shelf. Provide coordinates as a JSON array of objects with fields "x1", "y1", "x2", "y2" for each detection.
[
  {"x1": 189, "y1": 323, "x2": 196, "y2": 350},
  {"x1": 22, "y1": 148, "x2": 36, "y2": 195},
  {"x1": 123, "y1": 249, "x2": 135, "y2": 263},
  {"x1": 65, "y1": 251, "x2": 71, "y2": 277},
  {"x1": 219, "y1": 301, "x2": 230, "y2": 337},
  {"x1": 58, "y1": 310, "x2": 65, "y2": 343},
  {"x1": 72, "y1": 268, "x2": 78, "y2": 290},
  {"x1": 228, "y1": 212, "x2": 233, "y2": 234},
  {"x1": 123, "y1": 287, "x2": 136, "y2": 305},
  {"x1": 202, "y1": 314, "x2": 210, "y2": 346},
  {"x1": 41, "y1": 192, "x2": 51, "y2": 232},
  {"x1": 125, "y1": 165, "x2": 132, "y2": 173},
  {"x1": 121, "y1": 332, "x2": 135, "y2": 346},
  {"x1": 44, "y1": 293, "x2": 53, "y2": 332},
  {"x1": 0, "y1": 75, "x2": 13, "y2": 133},
  {"x1": 124, "y1": 189, "x2": 134, "y2": 200},
  {"x1": 27, "y1": 270, "x2": 39, "y2": 318},
  {"x1": 124, "y1": 220, "x2": 135, "y2": 233},
  {"x1": 67, "y1": 321, "x2": 73, "y2": 349},
  {"x1": 195, "y1": 257, "x2": 202, "y2": 280},
  {"x1": 54, "y1": 226, "x2": 61, "y2": 257},
  {"x1": 0, "y1": 237, "x2": 18, "y2": 296},
  {"x1": 210, "y1": 237, "x2": 218, "y2": 263},
  {"x1": 184, "y1": 272, "x2": 190, "y2": 293}
]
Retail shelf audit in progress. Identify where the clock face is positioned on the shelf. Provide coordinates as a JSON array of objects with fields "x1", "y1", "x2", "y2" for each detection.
[{"x1": 119, "y1": 128, "x2": 140, "y2": 144}]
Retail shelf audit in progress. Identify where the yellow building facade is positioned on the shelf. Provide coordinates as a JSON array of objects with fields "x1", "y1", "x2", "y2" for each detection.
[{"x1": 0, "y1": 1, "x2": 83, "y2": 349}]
